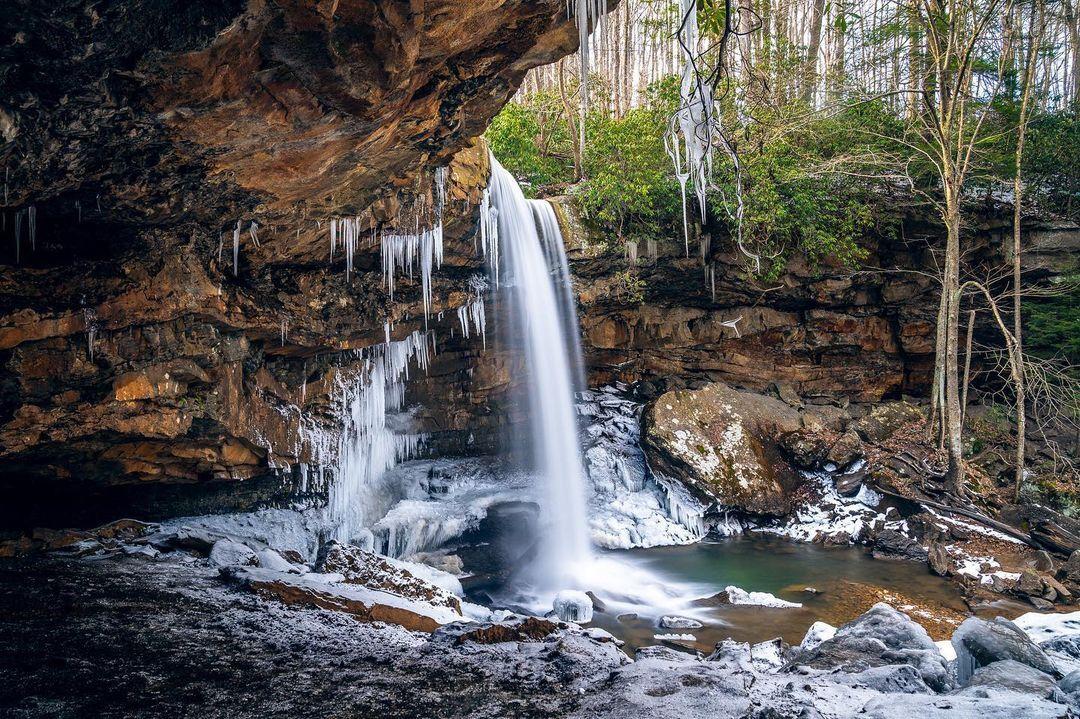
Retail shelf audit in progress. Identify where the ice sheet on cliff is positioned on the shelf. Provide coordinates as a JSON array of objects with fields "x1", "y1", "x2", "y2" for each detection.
[{"x1": 578, "y1": 386, "x2": 707, "y2": 549}]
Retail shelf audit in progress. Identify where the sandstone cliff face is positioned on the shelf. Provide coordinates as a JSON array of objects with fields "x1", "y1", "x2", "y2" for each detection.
[
  {"x1": 0, "y1": 0, "x2": 585, "y2": 527},
  {"x1": 568, "y1": 208, "x2": 1079, "y2": 404}
]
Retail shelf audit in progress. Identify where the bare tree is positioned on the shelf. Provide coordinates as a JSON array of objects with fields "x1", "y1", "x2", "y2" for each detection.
[{"x1": 1010, "y1": 0, "x2": 1045, "y2": 498}]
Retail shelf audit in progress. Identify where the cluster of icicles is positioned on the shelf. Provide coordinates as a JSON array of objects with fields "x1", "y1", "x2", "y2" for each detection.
[
  {"x1": 290, "y1": 167, "x2": 490, "y2": 543},
  {"x1": 294, "y1": 326, "x2": 435, "y2": 544}
]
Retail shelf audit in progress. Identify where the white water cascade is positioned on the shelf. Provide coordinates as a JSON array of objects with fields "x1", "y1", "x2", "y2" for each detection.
[
  {"x1": 484, "y1": 155, "x2": 709, "y2": 620},
  {"x1": 486, "y1": 155, "x2": 593, "y2": 592}
]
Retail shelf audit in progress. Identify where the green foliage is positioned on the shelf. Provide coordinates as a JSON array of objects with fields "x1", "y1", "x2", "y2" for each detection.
[
  {"x1": 613, "y1": 270, "x2": 647, "y2": 304},
  {"x1": 1024, "y1": 112, "x2": 1080, "y2": 220},
  {"x1": 707, "y1": 102, "x2": 892, "y2": 279},
  {"x1": 485, "y1": 92, "x2": 574, "y2": 191},
  {"x1": 485, "y1": 77, "x2": 884, "y2": 277},
  {"x1": 578, "y1": 104, "x2": 681, "y2": 238},
  {"x1": 1025, "y1": 273, "x2": 1080, "y2": 364}
]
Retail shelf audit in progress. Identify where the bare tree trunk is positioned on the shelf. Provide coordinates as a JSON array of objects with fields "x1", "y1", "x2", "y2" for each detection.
[
  {"x1": 1011, "y1": 0, "x2": 1043, "y2": 498},
  {"x1": 558, "y1": 58, "x2": 582, "y2": 180},
  {"x1": 830, "y1": 0, "x2": 847, "y2": 98},
  {"x1": 961, "y1": 309, "x2": 975, "y2": 427},
  {"x1": 802, "y1": 0, "x2": 826, "y2": 103},
  {"x1": 943, "y1": 195, "x2": 965, "y2": 495},
  {"x1": 1065, "y1": 0, "x2": 1080, "y2": 105},
  {"x1": 906, "y1": 0, "x2": 921, "y2": 120}
]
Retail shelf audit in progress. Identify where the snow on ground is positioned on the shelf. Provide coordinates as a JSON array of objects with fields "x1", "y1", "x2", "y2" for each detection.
[
  {"x1": 1013, "y1": 609, "x2": 1080, "y2": 674},
  {"x1": 653, "y1": 633, "x2": 696, "y2": 641},
  {"x1": 228, "y1": 566, "x2": 467, "y2": 625},
  {"x1": 927, "y1": 507, "x2": 1028, "y2": 545},
  {"x1": 1014, "y1": 609, "x2": 1080, "y2": 643},
  {"x1": 754, "y1": 462, "x2": 900, "y2": 544}
]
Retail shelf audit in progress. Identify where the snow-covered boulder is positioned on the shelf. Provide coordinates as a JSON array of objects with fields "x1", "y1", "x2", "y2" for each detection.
[
  {"x1": 951, "y1": 616, "x2": 1061, "y2": 684},
  {"x1": 220, "y1": 566, "x2": 461, "y2": 633},
  {"x1": 553, "y1": 590, "x2": 593, "y2": 623},
  {"x1": 958, "y1": 660, "x2": 1064, "y2": 701},
  {"x1": 209, "y1": 539, "x2": 258, "y2": 568},
  {"x1": 256, "y1": 548, "x2": 301, "y2": 574},
  {"x1": 641, "y1": 383, "x2": 803, "y2": 516},
  {"x1": 724, "y1": 586, "x2": 801, "y2": 608},
  {"x1": 316, "y1": 540, "x2": 461, "y2": 613},
  {"x1": 791, "y1": 602, "x2": 954, "y2": 692},
  {"x1": 799, "y1": 620, "x2": 837, "y2": 650}
]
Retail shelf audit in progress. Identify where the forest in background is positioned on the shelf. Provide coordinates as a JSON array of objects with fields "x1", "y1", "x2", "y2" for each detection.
[{"x1": 487, "y1": 0, "x2": 1079, "y2": 514}]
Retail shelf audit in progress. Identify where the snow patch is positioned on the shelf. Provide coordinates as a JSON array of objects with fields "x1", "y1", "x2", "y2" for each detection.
[{"x1": 725, "y1": 586, "x2": 802, "y2": 608}]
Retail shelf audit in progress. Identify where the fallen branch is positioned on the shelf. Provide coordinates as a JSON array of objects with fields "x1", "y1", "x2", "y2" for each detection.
[{"x1": 873, "y1": 486, "x2": 1038, "y2": 549}]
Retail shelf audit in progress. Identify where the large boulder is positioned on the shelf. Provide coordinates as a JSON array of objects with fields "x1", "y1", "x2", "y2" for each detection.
[
  {"x1": 850, "y1": 402, "x2": 925, "y2": 443},
  {"x1": 951, "y1": 617, "x2": 1062, "y2": 683},
  {"x1": 870, "y1": 529, "x2": 929, "y2": 562},
  {"x1": 316, "y1": 540, "x2": 462, "y2": 613},
  {"x1": 641, "y1": 383, "x2": 804, "y2": 516},
  {"x1": 958, "y1": 660, "x2": 1064, "y2": 701},
  {"x1": 1062, "y1": 551, "x2": 1080, "y2": 585},
  {"x1": 789, "y1": 602, "x2": 954, "y2": 692},
  {"x1": 209, "y1": 539, "x2": 259, "y2": 568}
]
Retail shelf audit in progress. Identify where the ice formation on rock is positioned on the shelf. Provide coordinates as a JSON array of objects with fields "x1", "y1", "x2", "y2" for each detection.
[
  {"x1": 232, "y1": 220, "x2": 241, "y2": 276},
  {"x1": 478, "y1": 187, "x2": 499, "y2": 284},
  {"x1": 756, "y1": 462, "x2": 892, "y2": 544},
  {"x1": 381, "y1": 225, "x2": 444, "y2": 320},
  {"x1": 329, "y1": 216, "x2": 368, "y2": 282},
  {"x1": 578, "y1": 386, "x2": 707, "y2": 548},
  {"x1": 306, "y1": 330, "x2": 434, "y2": 544},
  {"x1": 456, "y1": 275, "x2": 488, "y2": 347},
  {"x1": 554, "y1": 589, "x2": 594, "y2": 623},
  {"x1": 83, "y1": 307, "x2": 99, "y2": 361}
]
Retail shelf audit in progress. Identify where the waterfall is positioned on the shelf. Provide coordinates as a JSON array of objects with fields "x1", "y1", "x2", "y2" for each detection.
[{"x1": 486, "y1": 154, "x2": 593, "y2": 590}]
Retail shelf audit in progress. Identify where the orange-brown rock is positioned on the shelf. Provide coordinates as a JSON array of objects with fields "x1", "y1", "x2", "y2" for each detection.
[
  {"x1": 0, "y1": 1, "x2": 588, "y2": 528},
  {"x1": 232, "y1": 571, "x2": 444, "y2": 633},
  {"x1": 449, "y1": 617, "x2": 562, "y2": 645}
]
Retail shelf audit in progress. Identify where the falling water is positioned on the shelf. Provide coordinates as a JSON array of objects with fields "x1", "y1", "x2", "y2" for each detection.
[{"x1": 486, "y1": 155, "x2": 593, "y2": 591}]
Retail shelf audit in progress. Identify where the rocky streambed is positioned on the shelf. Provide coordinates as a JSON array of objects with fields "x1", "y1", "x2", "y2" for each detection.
[{"x1": 1, "y1": 536, "x2": 1079, "y2": 719}]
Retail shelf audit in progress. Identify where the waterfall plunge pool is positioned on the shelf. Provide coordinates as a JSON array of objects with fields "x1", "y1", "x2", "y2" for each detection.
[{"x1": 466, "y1": 533, "x2": 1021, "y2": 654}]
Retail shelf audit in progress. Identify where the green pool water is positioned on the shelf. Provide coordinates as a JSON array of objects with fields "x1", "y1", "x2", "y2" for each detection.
[{"x1": 585, "y1": 535, "x2": 984, "y2": 653}]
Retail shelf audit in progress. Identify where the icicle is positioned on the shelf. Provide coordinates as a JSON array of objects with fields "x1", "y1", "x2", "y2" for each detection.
[
  {"x1": 13, "y1": 208, "x2": 23, "y2": 263},
  {"x1": 75, "y1": 200, "x2": 81, "y2": 224},
  {"x1": 83, "y1": 308, "x2": 99, "y2": 362},
  {"x1": 232, "y1": 221, "x2": 241, "y2": 276},
  {"x1": 280, "y1": 317, "x2": 289, "y2": 347},
  {"x1": 27, "y1": 206, "x2": 35, "y2": 251},
  {"x1": 478, "y1": 187, "x2": 500, "y2": 285},
  {"x1": 380, "y1": 224, "x2": 443, "y2": 319},
  {"x1": 249, "y1": 221, "x2": 260, "y2": 248},
  {"x1": 647, "y1": 238, "x2": 657, "y2": 264},
  {"x1": 625, "y1": 240, "x2": 638, "y2": 265},
  {"x1": 434, "y1": 166, "x2": 448, "y2": 219},
  {"x1": 456, "y1": 276, "x2": 488, "y2": 349}
]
